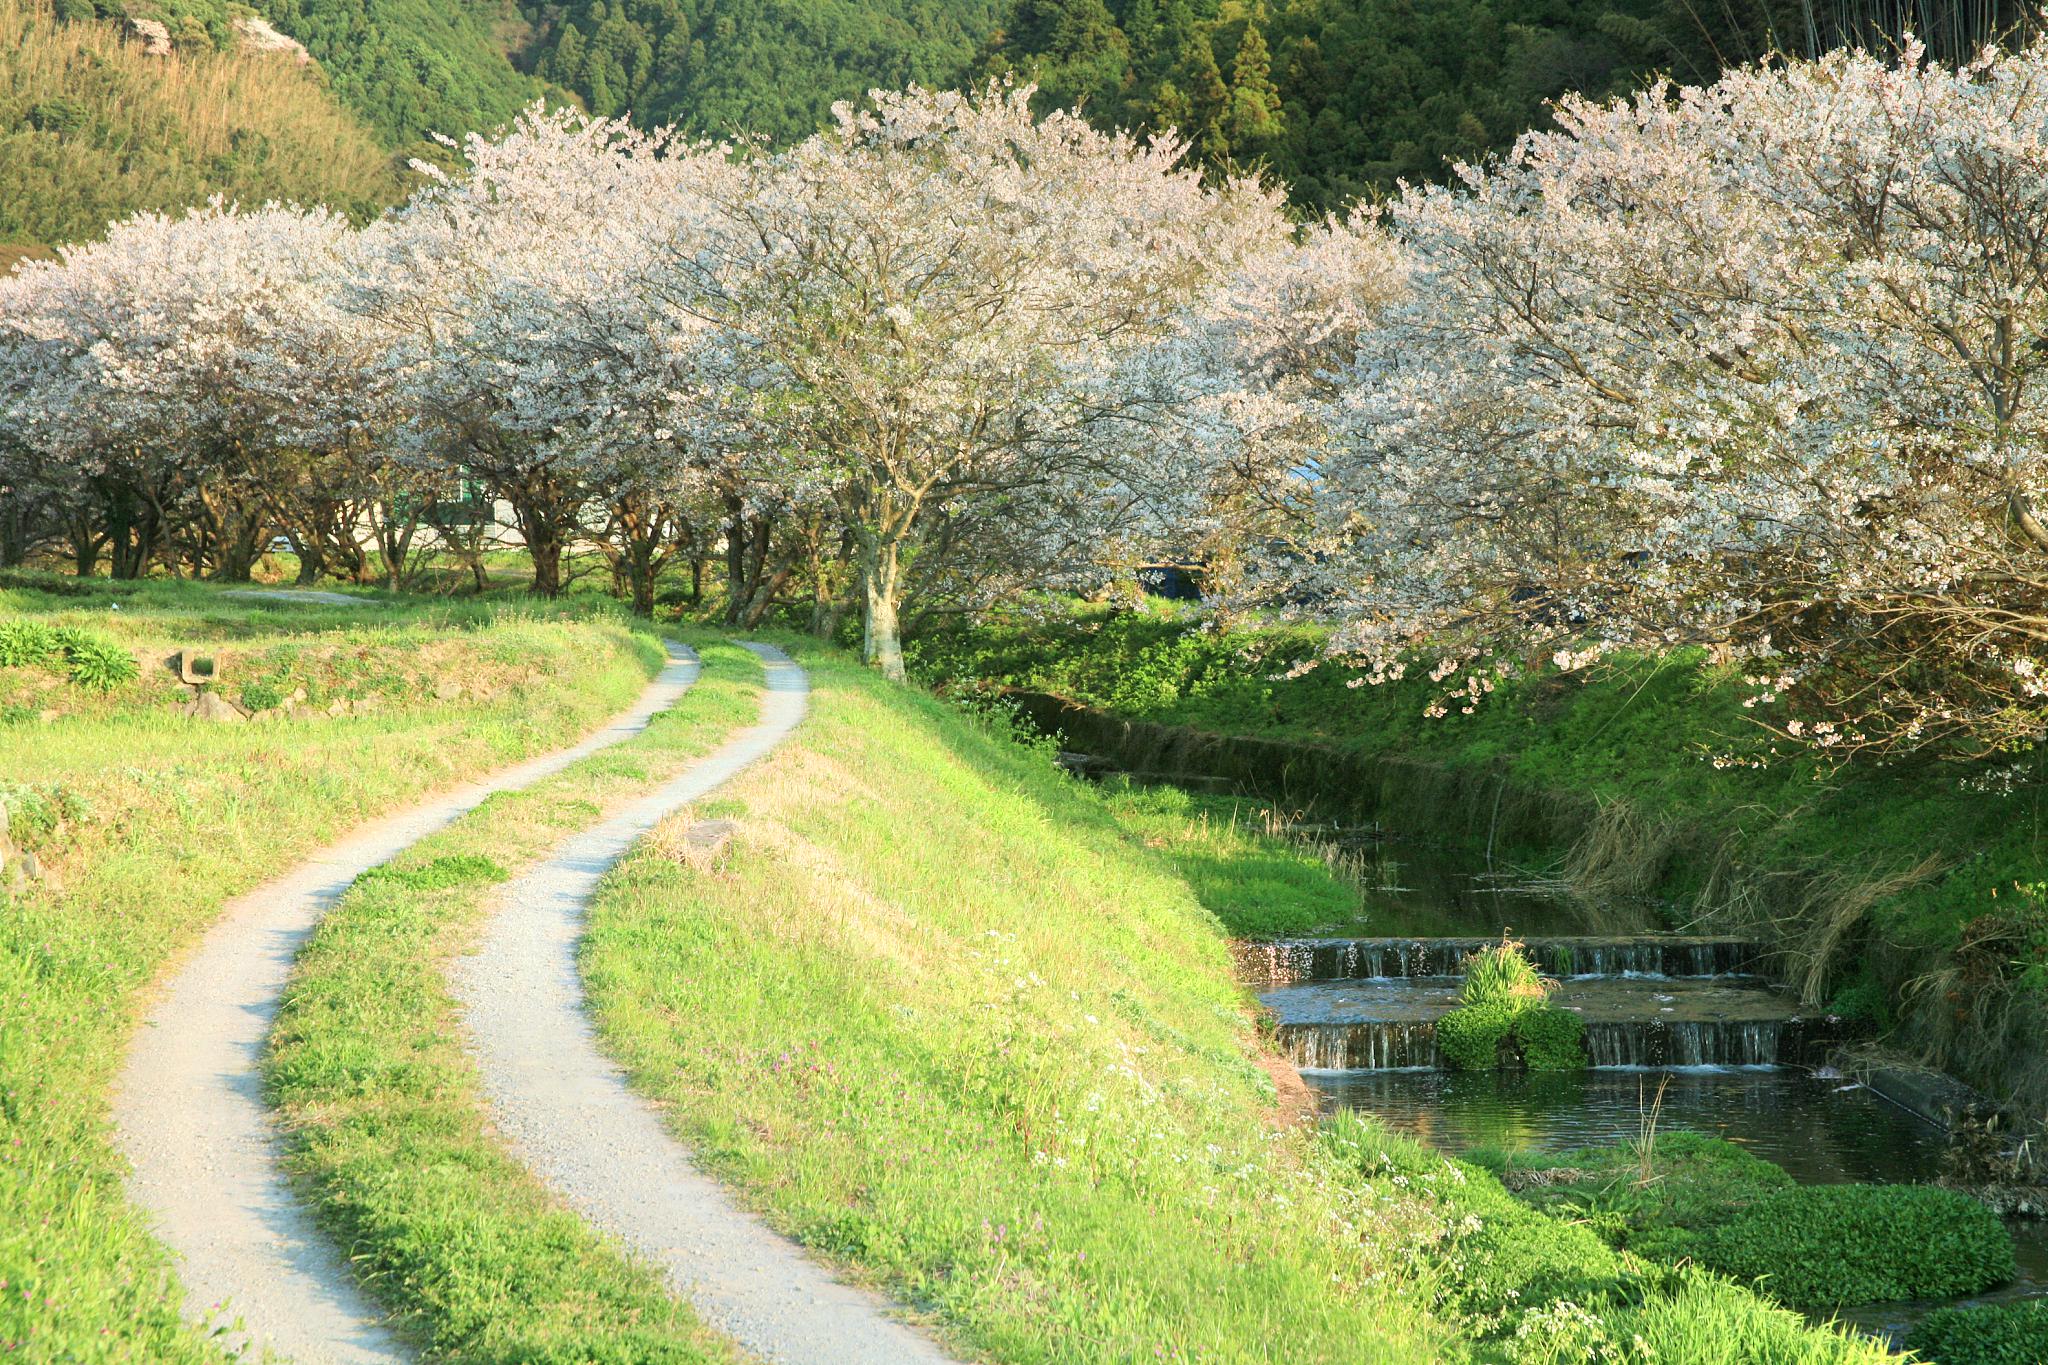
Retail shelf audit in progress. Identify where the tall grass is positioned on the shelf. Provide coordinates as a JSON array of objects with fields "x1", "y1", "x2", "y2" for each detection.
[
  {"x1": 0, "y1": 0, "x2": 400, "y2": 251},
  {"x1": 1458, "y1": 934, "x2": 1551, "y2": 1007}
]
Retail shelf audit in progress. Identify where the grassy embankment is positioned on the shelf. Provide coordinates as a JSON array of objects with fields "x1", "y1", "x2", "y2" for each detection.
[
  {"x1": 0, "y1": 576, "x2": 660, "y2": 1361},
  {"x1": 909, "y1": 608, "x2": 2048, "y2": 1116},
  {"x1": 579, "y1": 642, "x2": 1891, "y2": 1364},
  {"x1": 262, "y1": 638, "x2": 765, "y2": 1362}
]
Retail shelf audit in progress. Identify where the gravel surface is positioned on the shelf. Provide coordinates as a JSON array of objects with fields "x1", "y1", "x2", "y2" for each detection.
[
  {"x1": 456, "y1": 644, "x2": 961, "y2": 1365},
  {"x1": 112, "y1": 646, "x2": 702, "y2": 1363},
  {"x1": 220, "y1": 589, "x2": 371, "y2": 606}
]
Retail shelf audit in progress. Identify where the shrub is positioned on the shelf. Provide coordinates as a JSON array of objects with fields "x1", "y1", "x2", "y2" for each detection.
[
  {"x1": 53, "y1": 628, "x2": 138, "y2": 691},
  {"x1": 1438, "y1": 998, "x2": 1518, "y2": 1069},
  {"x1": 1438, "y1": 938, "x2": 1585, "y2": 1070},
  {"x1": 1699, "y1": 1184, "x2": 2015, "y2": 1308},
  {"x1": 1513, "y1": 1006, "x2": 1587, "y2": 1070},
  {"x1": 0, "y1": 618, "x2": 60, "y2": 668},
  {"x1": 1907, "y1": 1299, "x2": 2048, "y2": 1365}
]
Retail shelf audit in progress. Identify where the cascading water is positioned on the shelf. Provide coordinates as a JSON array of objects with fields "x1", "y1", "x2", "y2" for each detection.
[
  {"x1": 1260, "y1": 962, "x2": 1836, "y2": 1072},
  {"x1": 1280, "y1": 1020, "x2": 1440, "y2": 1070},
  {"x1": 1236, "y1": 936, "x2": 1760, "y2": 987}
]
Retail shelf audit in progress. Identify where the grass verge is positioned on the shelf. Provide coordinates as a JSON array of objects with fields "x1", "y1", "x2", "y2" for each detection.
[
  {"x1": 0, "y1": 579, "x2": 661, "y2": 1361},
  {"x1": 580, "y1": 643, "x2": 1892, "y2": 1363},
  {"x1": 263, "y1": 638, "x2": 764, "y2": 1362}
]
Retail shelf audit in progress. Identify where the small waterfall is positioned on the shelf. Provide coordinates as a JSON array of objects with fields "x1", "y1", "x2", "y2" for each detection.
[
  {"x1": 1238, "y1": 936, "x2": 1761, "y2": 986},
  {"x1": 1582, "y1": 1017, "x2": 1836, "y2": 1068},
  {"x1": 1278, "y1": 1020, "x2": 1440, "y2": 1070}
]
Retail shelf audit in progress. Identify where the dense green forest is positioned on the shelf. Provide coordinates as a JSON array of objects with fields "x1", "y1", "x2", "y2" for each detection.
[
  {"x1": 250, "y1": 0, "x2": 545, "y2": 148},
  {"x1": 521, "y1": 0, "x2": 1002, "y2": 142},
  {"x1": 978, "y1": 0, "x2": 2035, "y2": 206},
  {"x1": 5, "y1": 0, "x2": 2033, "y2": 253}
]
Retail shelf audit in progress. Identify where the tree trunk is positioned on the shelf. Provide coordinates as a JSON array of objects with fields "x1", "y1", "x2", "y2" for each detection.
[
  {"x1": 860, "y1": 535, "x2": 906, "y2": 681},
  {"x1": 527, "y1": 531, "x2": 563, "y2": 597}
]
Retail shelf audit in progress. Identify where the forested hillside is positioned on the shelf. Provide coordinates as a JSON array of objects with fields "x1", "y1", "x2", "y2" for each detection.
[
  {"x1": 521, "y1": 0, "x2": 1002, "y2": 142},
  {"x1": 981, "y1": 0, "x2": 2033, "y2": 205},
  {"x1": 6, "y1": 0, "x2": 2033, "y2": 260},
  {"x1": 0, "y1": 0, "x2": 398, "y2": 255},
  {"x1": 253, "y1": 0, "x2": 545, "y2": 147}
]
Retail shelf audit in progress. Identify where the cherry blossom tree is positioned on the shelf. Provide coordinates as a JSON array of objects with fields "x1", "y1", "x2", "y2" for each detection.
[
  {"x1": 1302, "y1": 38, "x2": 2048, "y2": 755},
  {"x1": 658, "y1": 82, "x2": 1286, "y2": 677},
  {"x1": 0, "y1": 199, "x2": 363, "y2": 581},
  {"x1": 356, "y1": 106, "x2": 742, "y2": 602}
]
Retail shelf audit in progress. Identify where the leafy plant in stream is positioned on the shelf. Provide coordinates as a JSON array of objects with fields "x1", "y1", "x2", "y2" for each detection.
[
  {"x1": 1494, "y1": 1132, "x2": 1796, "y2": 1262},
  {"x1": 1907, "y1": 1298, "x2": 2048, "y2": 1365},
  {"x1": 1698, "y1": 1184, "x2": 2016, "y2": 1308}
]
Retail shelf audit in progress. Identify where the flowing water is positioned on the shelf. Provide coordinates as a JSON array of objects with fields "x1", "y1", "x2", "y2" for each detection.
[{"x1": 1244, "y1": 841, "x2": 2048, "y2": 1347}]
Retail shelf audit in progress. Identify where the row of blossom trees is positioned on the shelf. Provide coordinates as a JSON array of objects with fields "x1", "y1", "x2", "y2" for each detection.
[
  {"x1": 0, "y1": 86, "x2": 1392, "y2": 679},
  {"x1": 1278, "y1": 36, "x2": 2048, "y2": 760},
  {"x1": 6, "y1": 43, "x2": 2048, "y2": 752}
]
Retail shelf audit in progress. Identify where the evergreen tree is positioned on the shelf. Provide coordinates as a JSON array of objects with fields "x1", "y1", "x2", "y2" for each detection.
[
  {"x1": 1174, "y1": 27, "x2": 1228, "y2": 160},
  {"x1": 987, "y1": 0, "x2": 1130, "y2": 117},
  {"x1": 1223, "y1": 6, "x2": 1282, "y2": 162}
]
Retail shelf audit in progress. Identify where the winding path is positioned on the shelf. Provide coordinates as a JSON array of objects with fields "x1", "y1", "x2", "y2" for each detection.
[
  {"x1": 455, "y1": 644, "x2": 960, "y2": 1365},
  {"x1": 112, "y1": 645, "x2": 703, "y2": 1364}
]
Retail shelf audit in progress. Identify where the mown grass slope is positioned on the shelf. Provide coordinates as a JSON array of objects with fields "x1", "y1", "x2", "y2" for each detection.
[
  {"x1": 581, "y1": 642, "x2": 1892, "y2": 1363},
  {"x1": 0, "y1": 578, "x2": 658, "y2": 1361}
]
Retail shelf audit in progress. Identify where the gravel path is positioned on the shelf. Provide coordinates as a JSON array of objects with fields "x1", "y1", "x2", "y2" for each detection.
[
  {"x1": 221, "y1": 589, "x2": 371, "y2": 607},
  {"x1": 455, "y1": 644, "x2": 961, "y2": 1365},
  {"x1": 112, "y1": 645, "x2": 702, "y2": 1363}
]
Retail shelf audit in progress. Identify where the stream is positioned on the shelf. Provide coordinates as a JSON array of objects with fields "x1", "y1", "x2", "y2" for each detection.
[{"x1": 1246, "y1": 842, "x2": 2048, "y2": 1348}]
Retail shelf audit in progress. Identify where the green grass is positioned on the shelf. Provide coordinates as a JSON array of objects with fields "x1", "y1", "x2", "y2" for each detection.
[
  {"x1": 1320, "y1": 1121, "x2": 1895, "y2": 1363},
  {"x1": 578, "y1": 642, "x2": 1892, "y2": 1363},
  {"x1": 1093, "y1": 781, "x2": 1365, "y2": 936},
  {"x1": 1697, "y1": 1185, "x2": 2016, "y2": 1311},
  {"x1": 0, "y1": 578, "x2": 663, "y2": 1361},
  {"x1": 263, "y1": 639, "x2": 765, "y2": 1362}
]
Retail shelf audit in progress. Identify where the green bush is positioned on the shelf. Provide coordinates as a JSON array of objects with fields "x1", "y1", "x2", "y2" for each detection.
[
  {"x1": 1438, "y1": 998, "x2": 1518, "y2": 1069},
  {"x1": 1907, "y1": 1299, "x2": 2048, "y2": 1365},
  {"x1": 53, "y1": 628, "x2": 138, "y2": 691},
  {"x1": 0, "y1": 618, "x2": 61, "y2": 668},
  {"x1": 1699, "y1": 1185, "x2": 2015, "y2": 1309},
  {"x1": 1437, "y1": 939, "x2": 1585, "y2": 1070},
  {"x1": 1513, "y1": 1006, "x2": 1587, "y2": 1069}
]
